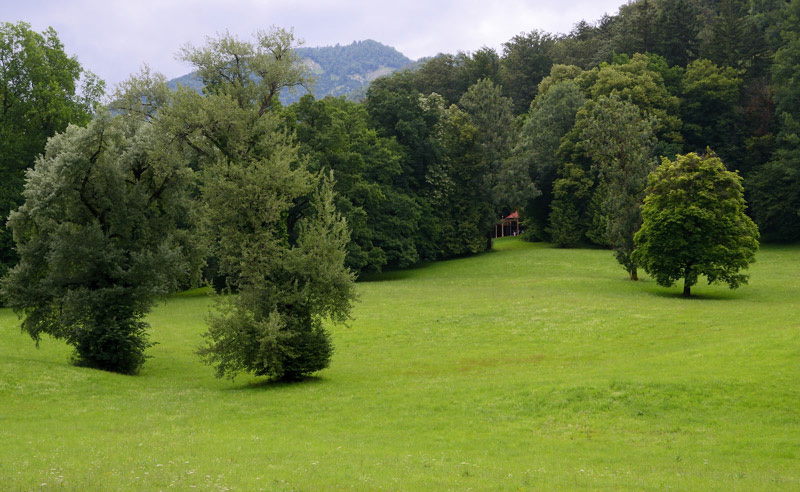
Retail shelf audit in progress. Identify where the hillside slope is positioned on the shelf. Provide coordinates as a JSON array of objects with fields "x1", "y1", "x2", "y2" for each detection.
[{"x1": 3, "y1": 240, "x2": 799, "y2": 490}]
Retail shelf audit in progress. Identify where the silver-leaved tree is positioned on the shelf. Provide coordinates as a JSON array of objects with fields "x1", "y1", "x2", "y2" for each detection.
[{"x1": 1, "y1": 112, "x2": 199, "y2": 374}]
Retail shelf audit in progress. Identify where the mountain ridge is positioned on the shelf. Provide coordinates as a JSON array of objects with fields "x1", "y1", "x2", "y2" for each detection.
[{"x1": 167, "y1": 39, "x2": 416, "y2": 104}]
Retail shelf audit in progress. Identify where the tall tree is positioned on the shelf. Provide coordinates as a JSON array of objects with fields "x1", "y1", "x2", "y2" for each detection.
[
  {"x1": 365, "y1": 78, "x2": 439, "y2": 194},
  {"x1": 501, "y1": 30, "x2": 558, "y2": 113},
  {"x1": 655, "y1": 0, "x2": 702, "y2": 66},
  {"x1": 0, "y1": 22, "x2": 104, "y2": 280},
  {"x1": 174, "y1": 29, "x2": 355, "y2": 380},
  {"x1": 704, "y1": 0, "x2": 772, "y2": 78},
  {"x1": 749, "y1": 0, "x2": 800, "y2": 241},
  {"x1": 465, "y1": 47, "x2": 502, "y2": 86},
  {"x1": 424, "y1": 99, "x2": 495, "y2": 256},
  {"x1": 459, "y1": 79, "x2": 533, "y2": 217},
  {"x1": 587, "y1": 53, "x2": 683, "y2": 155},
  {"x1": 680, "y1": 59, "x2": 742, "y2": 165},
  {"x1": 406, "y1": 53, "x2": 470, "y2": 105},
  {"x1": 614, "y1": 0, "x2": 659, "y2": 55},
  {"x1": 578, "y1": 95, "x2": 658, "y2": 280},
  {"x1": 285, "y1": 95, "x2": 418, "y2": 273},
  {"x1": 551, "y1": 20, "x2": 610, "y2": 69}
]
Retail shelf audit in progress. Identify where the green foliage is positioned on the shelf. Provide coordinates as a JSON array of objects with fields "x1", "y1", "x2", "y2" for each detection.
[
  {"x1": 748, "y1": 2, "x2": 800, "y2": 241},
  {"x1": 0, "y1": 113, "x2": 197, "y2": 373},
  {"x1": 365, "y1": 78, "x2": 438, "y2": 193},
  {"x1": 364, "y1": 74, "x2": 526, "y2": 261},
  {"x1": 749, "y1": 114, "x2": 800, "y2": 242},
  {"x1": 175, "y1": 28, "x2": 355, "y2": 380},
  {"x1": 500, "y1": 30, "x2": 558, "y2": 113},
  {"x1": 680, "y1": 59, "x2": 742, "y2": 161},
  {"x1": 465, "y1": 47, "x2": 502, "y2": 86},
  {"x1": 404, "y1": 53, "x2": 473, "y2": 106},
  {"x1": 634, "y1": 151, "x2": 760, "y2": 296},
  {"x1": 655, "y1": 0, "x2": 702, "y2": 67},
  {"x1": 703, "y1": 0, "x2": 772, "y2": 78},
  {"x1": 424, "y1": 100, "x2": 495, "y2": 257},
  {"x1": 536, "y1": 64, "x2": 585, "y2": 97},
  {"x1": 198, "y1": 174, "x2": 354, "y2": 380},
  {"x1": 459, "y1": 79, "x2": 534, "y2": 213},
  {"x1": 284, "y1": 95, "x2": 416, "y2": 274},
  {"x1": 585, "y1": 180, "x2": 611, "y2": 245},
  {"x1": 547, "y1": 162, "x2": 594, "y2": 247},
  {"x1": 513, "y1": 79, "x2": 585, "y2": 240},
  {"x1": 179, "y1": 28, "x2": 309, "y2": 115},
  {"x1": 0, "y1": 22, "x2": 104, "y2": 280},
  {"x1": 550, "y1": 19, "x2": 615, "y2": 69},
  {"x1": 578, "y1": 95, "x2": 658, "y2": 279},
  {"x1": 587, "y1": 53, "x2": 683, "y2": 152},
  {"x1": 614, "y1": 0, "x2": 660, "y2": 55}
]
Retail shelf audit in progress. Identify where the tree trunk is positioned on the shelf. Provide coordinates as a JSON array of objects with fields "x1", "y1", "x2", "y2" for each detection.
[
  {"x1": 629, "y1": 268, "x2": 638, "y2": 281},
  {"x1": 683, "y1": 265, "x2": 692, "y2": 297}
]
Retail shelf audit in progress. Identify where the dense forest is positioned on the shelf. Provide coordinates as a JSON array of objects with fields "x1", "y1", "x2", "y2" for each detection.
[{"x1": 279, "y1": 0, "x2": 800, "y2": 276}]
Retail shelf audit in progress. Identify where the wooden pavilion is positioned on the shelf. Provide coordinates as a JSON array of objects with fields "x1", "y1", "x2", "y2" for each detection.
[{"x1": 495, "y1": 211, "x2": 520, "y2": 238}]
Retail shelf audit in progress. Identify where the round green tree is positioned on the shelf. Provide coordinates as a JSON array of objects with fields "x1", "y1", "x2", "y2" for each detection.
[{"x1": 633, "y1": 151, "x2": 759, "y2": 297}]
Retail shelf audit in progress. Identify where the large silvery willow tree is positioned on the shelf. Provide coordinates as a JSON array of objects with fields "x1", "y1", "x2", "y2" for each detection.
[
  {"x1": 170, "y1": 28, "x2": 355, "y2": 380},
  {"x1": 0, "y1": 113, "x2": 198, "y2": 373}
]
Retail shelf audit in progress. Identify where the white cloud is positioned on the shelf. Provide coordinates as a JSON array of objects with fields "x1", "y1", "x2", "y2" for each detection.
[{"x1": 5, "y1": 0, "x2": 624, "y2": 88}]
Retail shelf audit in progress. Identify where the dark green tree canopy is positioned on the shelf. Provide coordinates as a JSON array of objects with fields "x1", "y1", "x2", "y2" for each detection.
[
  {"x1": 501, "y1": 30, "x2": 558, "y2": 114},
  {"x1": 578, "y1": 94, "x2": 658, "y2": 279},
  {"x1": 514, "y1": 78, "x2": 585, "y2": 240},
  {"x1": 284, "y1": 95, "x2": 406, "y2": 273}
]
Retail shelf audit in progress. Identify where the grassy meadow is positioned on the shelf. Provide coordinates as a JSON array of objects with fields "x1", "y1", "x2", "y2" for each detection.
[{"x1": 1, "y1": 238, "x2": 799, "y2": 491}]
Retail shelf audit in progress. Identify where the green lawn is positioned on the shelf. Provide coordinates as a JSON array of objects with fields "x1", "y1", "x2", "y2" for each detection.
[{"x1": 1, "y1": 238, "x2": 799, "y2": 491}]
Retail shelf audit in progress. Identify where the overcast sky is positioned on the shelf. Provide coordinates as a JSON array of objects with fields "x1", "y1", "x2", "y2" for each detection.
[{"x1": 6, "y1": 0, "x2": 625, "y2": 89}]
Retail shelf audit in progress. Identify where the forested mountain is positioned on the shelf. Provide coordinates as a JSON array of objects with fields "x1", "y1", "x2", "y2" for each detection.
[{"x1": 167, "y1": 39, "x2": 414, "y2": 104}]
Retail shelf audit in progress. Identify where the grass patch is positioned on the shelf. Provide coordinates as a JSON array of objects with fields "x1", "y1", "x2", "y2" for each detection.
[{"x1": 2, "y1": 238, "x2": 799, "y2": 490}]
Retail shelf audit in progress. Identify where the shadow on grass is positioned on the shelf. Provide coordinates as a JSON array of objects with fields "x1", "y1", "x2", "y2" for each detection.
[
  {"x1": 357, "y1": 239, "x2": 551, "y2": 283},
  {"x1": 647, "y1": 288, "x2": 744, "y2": 301},
  {"x1": 356, "y1": 262, "x2": 435, "y2": 283},
  {"x1": 226, "y1": 374, "x2": 327, "y2": 392},
  {"x1": 172, "y1": 286, "x2": 213, "y2": 298}
]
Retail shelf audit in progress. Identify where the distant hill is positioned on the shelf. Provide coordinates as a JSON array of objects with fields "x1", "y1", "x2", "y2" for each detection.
[{"x1": 167, "y1": 39, "x2": 415, "y2": 104}]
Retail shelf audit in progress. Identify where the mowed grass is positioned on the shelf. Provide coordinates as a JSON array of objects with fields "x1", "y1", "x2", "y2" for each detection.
[{"x1": 1, "y1": 238, "x2": 799, "y2": 491}]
